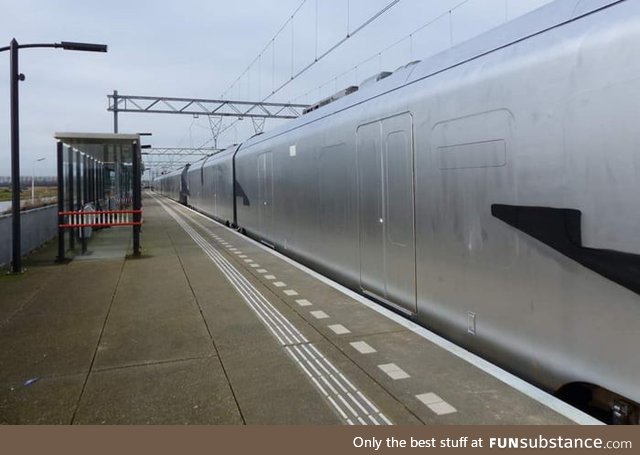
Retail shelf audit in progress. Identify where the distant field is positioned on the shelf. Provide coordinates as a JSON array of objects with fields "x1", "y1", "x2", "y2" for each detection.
[{"x1": 0, "y1": 186, "x2": 57, "y2": 202}]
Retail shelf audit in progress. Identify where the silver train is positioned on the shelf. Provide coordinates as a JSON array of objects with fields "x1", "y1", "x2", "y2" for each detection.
[{"x1": 158, "y1": 0, "x2": 640, "y2": 423}]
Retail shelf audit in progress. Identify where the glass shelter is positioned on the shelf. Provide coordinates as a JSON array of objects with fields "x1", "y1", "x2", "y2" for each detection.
[{"x1": 54, "y1": 133, "x2": 142, "y2": 260}]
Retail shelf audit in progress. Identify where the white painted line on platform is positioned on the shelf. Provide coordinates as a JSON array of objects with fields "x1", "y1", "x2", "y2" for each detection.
[
  {"x1": 429, "y1": 402, "x2": 457, "y2": 416},
  {"x1": 347, "y1": 392, "x2": 370, "y2": 416},
  {"x1": 310, "y1": 310, "x2": 329, "y2": 320},
  {"x1": 284, "y1": 289, "x2": 299, "y2": 296},
  {"x1": 155, "y1": 195, "x2": 391, "y2": 426},
  {"x1": 239, "y1": 254, "x2": 248, "y2": 258},
  {"x1": 250, "y1": 264, "x2": 260, "y2": 268},
  {"x1": 257, "y1": 269, "x2": 267, "y2": 273},
  {"x1": 296, "y1": 299, "x2": 313, "y2": 307},
  {"x1": 171, "y1": 204, "x2": 602, "y2": 425},
  {"x1": 273, "y1": 281, "x2": 286, "y2": 288},
  {"x1": 416, "y1": 393, "x2": 457, "y2": 415},
  {"x1": 350, "y1": 341, "x2": 376, "y2": 354},
  {"x1": 337, "y1": 394, "x2": 358, "y2": 418},
  {"x1": 286, "y1": 344, "x2": 387, "y2": 425},
  {"x1": 416, "y1": 392, "x2": 441, "y2": 405},
  {"x1": 244, "y1": 259, "x2": 253, "y2": 263},
  {"x1": 157, "y1": 199, "x2": 305, "y2": 347},
  {"x1": 167, "y1": 195, "x2": 605, "y2": 426},
  {"x1": 319, "y1": 375, "x2": 339, "y2": 396},
  {"x1": 264, "y1": 275, "x2": 276, "y2": 280},
  {"x1": 328, "y1": 324, "x2": 351, "y2": 335},
  {"x1": 378, "y1": 363, "x2": 410, "y2": 380}
]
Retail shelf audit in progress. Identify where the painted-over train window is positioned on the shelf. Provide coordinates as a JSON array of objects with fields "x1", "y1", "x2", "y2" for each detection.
[
  {"x1": 385, "y1": 131, "x2": 412, "y2": 247},
  {"x1": 319, "y1": 143, "x2": 349, "y2": 236}
]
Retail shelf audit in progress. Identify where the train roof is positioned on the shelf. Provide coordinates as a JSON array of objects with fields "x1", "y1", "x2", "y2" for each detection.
[
  {"x1": 158, "y1": 168, "x2": 183, "y2": 179},
  {"x1": 155, "y1": 144, "x2": 239, "y2": 180},
  {"x1": 239, "y1": 0, "x2": 623, "y2": 151}
]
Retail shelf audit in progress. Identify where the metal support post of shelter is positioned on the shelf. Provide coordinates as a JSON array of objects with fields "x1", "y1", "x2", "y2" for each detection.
[
  {"x1": 67, "y1": 144, "x2": 75, "y2": 250},
  {"x1": 112, "y1": 90, "x2": 119, "y2": 133},
  {"x1": 56, "y1": 141, "x2": 65, "y2": 262},
  {"x1": 132, "y1": 140, "x2": 141, "y2": 257}
]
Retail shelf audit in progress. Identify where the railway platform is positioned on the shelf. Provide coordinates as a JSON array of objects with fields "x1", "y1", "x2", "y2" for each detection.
[{"x1": 0, "y1": 193, "x2": 601, "y2": 424}]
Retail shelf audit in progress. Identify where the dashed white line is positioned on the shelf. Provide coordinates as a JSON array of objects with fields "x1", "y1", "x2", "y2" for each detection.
[
  {"x1": 257, "y1": 269, "x2": 267, "y2": 273},
  {"x1": 249, "y1": 263, "x2": 260, "y2": 268},
  {"x1": 155, "y1": 196, "x2": 391, "y2": 426},
  {"x1": 295, "y1": 299, "x2": 313, "y2": 307},
  {"x1": 328, "y1": 324, "x2": 351, "y2": 335},
  {"x1": 429, "y1": 402, "x2": 457, "y2": 415},
  {"x1": 283, "y1": 289, "x2": 299, "y2": 296},
  {"x1": 264, "y1": 275, "x2": 276, "y2": 280},
  {"x1": 416, "y1": 392, "x2": 457, "y2": 415},
  {"x1": 310, "y1": 310, "x2": 330, "y2": 320},
  {"x1": 378, "y1": 363, "x2": 410, "y2": 380},
  {"x1": 350, "y1": 341, "x2": 376, "y2": 354},
  {"x1": 273, "y1": 281, "x2": 286, "y2": 288}
]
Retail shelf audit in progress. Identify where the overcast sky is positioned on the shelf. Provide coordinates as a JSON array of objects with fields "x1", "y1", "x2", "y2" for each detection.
[{"x1": 0, "y1": 0, "x2": 553, "y2": 177}]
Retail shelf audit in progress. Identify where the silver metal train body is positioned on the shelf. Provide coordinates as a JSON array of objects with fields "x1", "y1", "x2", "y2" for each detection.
[{"x1": 158, "y1": 0, "x2": 640, "y2": 422}]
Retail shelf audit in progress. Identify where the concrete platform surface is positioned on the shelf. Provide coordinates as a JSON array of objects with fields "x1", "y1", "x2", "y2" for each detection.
[{"x1": 0, "y1": 193, "x2": 599, "y2": 425}]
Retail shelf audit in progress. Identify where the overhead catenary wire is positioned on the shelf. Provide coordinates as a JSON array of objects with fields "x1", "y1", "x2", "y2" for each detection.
[
  {"x1": 291, "y1": 0, "x2": 471, "y2": 103},
  {"x1": 263, "y1": 0, "x2": 401, "y2": 102},
  {"x1": 151, "y1": 0, "x2": 532, "y2": 173},
  {"x1": 220, "y1": 0, "x2": 309, "y2": 99},
  {"x1": 195, "y1": 0, "x2": 402, "y2": 150}
]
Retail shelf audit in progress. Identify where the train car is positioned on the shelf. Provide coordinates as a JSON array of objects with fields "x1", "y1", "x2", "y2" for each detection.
[
  {"x1": 189, "y1": 146, "x2": 238, "y2": 225},
  {"x1": 202, "y1": 145, "x2": 238, "y2": 226},
  {"x1": 158, "y1": 0, "x2": 640, "y2": 422},
  {"x1": 187, "y1": 159, "x2": 206, "y2": 211},
  {"x1": 157, "y1": 167, "x2": 182, "y2": 202},
  {"x1": 232, "y1": 0, "x2": 640, "y2": 422}
]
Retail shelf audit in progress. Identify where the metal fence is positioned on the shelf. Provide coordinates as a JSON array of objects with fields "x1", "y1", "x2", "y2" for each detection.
[{"x1": 0, "y1": 205, "x2": 57, "y2": 267}]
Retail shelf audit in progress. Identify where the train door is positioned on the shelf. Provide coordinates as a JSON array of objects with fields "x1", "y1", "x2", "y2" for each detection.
[
  {"x1": 212, "y1": 166, "x2": 218, "y2": 217},
  {"x1": 357, "y1": 113, "x2": 416, "y2": 314},
  {"x1": 357, "y1": 122, "x2": 386, "y2": 298},
  {"x1": 257, "y1": 151, "x2": 274, "y2": 242}
]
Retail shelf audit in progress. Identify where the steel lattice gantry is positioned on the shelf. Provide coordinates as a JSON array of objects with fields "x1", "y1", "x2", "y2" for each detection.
[
  {"x1": 142, "y1": 147, "x2": 221, "y2": 173},
  {"x1": 107, "y1": 91, "x2": 310, "y2": 130},
  {"x1": 144, "y1": 159, "x2": 200, "y2": 169},
  {"x1": 142, "y1": 147, "x2": 221, "y2": 157}
]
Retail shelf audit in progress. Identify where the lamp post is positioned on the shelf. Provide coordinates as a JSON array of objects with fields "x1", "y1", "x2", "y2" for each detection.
[
  {"x1": 31, "y1": 157, "x2": 45, "y2": 204},
  {"x1": 1, "y1": 39, "x2": 107, "y2": 274}
]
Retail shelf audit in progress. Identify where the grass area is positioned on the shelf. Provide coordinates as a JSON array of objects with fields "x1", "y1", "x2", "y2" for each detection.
[
  {"x1": 0, "y1": 186, "x2": 57, "y2": 202},
  {"x1": 0, "y1": 186, "x2": 58, "y2": 215}
]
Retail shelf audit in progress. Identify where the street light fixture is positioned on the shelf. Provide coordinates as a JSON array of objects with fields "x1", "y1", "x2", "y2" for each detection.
[
  {"x1": 31, "y1": 157, "x2": 46, "y2": 204},
  {"x1": 1, "y1": 38, "x2": 107, "y2": 274}
]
